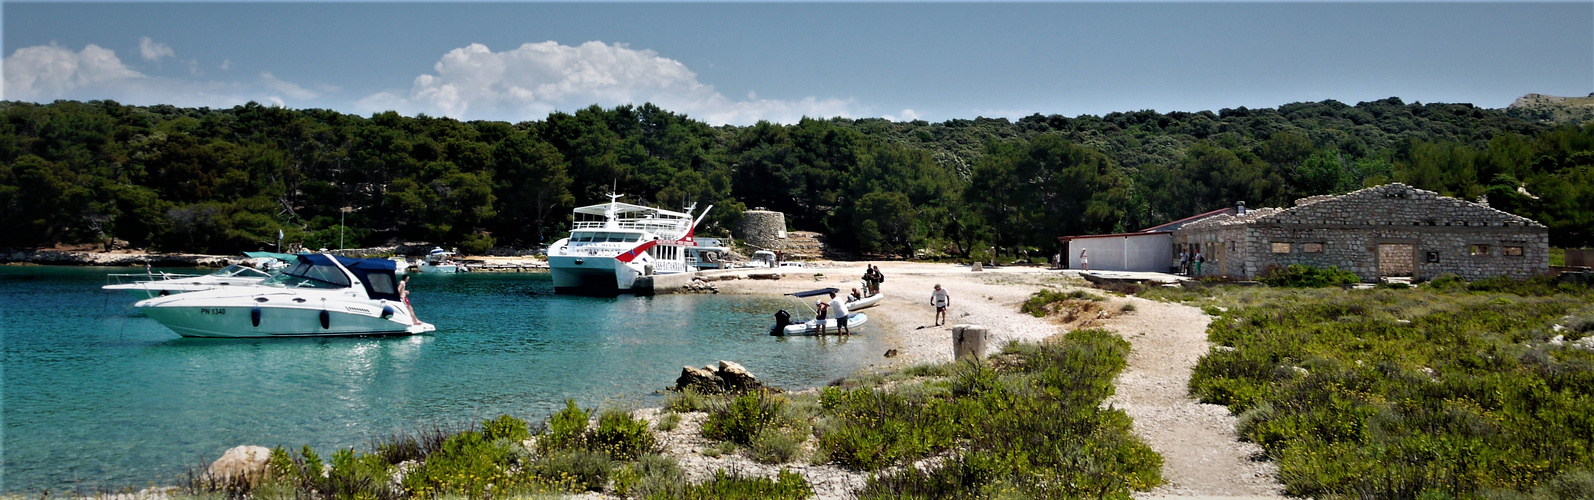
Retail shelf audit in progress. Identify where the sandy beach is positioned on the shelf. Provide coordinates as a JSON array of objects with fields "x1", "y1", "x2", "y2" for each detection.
[{"x1": 691, "y1": 261, "x2": 1286, "y2": 499}]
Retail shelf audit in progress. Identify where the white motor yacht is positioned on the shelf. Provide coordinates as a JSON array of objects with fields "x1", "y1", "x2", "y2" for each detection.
[
  {"x1": 104, "y1": 263, "x2": 276, "y2": 299},
  {"x1": 417, "y1": 247, "x2": 464, "y2": 273},
  {"x1": 546, "y1": 194, "x2": 725, "y2": 293},
  {"x1": 135, "y1": 254, "x2": 435, "y2": 338}
]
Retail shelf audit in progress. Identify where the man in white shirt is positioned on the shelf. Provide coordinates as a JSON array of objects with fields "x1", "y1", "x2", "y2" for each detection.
[
  {"x1": 931, "y1": 284, "x2": 950, "y2": 326},
  {"x1": 828, "y1": 291, "x2": 851, "y2": 335}
]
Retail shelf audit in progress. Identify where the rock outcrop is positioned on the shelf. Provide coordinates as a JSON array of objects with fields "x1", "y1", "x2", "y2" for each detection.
[
  {"x1": 208, "y1": 445, "x2": 272, "y2": 483},
  {"x1": 672, "y1": 360, "x2": 765, "y2": 393}
]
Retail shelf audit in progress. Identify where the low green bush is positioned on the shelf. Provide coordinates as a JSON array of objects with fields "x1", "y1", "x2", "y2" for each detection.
[
  {"x1": 819, "y1": 330, "x2": 1161, "y2": 497},
  {"x1": 1187, "y1": 279, "x2": 1594, "y2": 498},
  {"x1": 702, "y1": 390, "x2": 785, "y2": 446},
  {"x1": 667, "y1": 469, "x2": 812, "y2": 500},
  {"x1": 612, "y1": 453, "x2": 685, "y2": 498},
  {"x1": 589, "y1": 409, "x2": 656, "y2": 461},
  {"x1": 655, "y1": 412, "x2": 681, "y2": 431},
  {"x1": 1020, "y1": 289, "x2": 1104, "y2": 317},
  {"x1": 749, "y1": 428, "x2": 801, "y2": 464},
  {"x1": 530, "y1": 449, "x2": 612, "y2": 492},
  {"x1": 1258, "y1": 264, "x2": 1361, "y2": 288},
  {"x1": 539, "y1": 399, "x2": 590, "y2": 454}
]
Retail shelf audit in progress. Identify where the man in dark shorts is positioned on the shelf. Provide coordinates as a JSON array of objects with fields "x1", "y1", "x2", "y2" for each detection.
[{"x1": 931, "y1": 283, "x2": 950, "y2": 326}]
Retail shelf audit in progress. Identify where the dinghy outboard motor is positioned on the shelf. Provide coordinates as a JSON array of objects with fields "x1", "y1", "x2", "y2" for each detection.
[{"x1": 770, "y1": 309, "x2": 791, "y2": 336}]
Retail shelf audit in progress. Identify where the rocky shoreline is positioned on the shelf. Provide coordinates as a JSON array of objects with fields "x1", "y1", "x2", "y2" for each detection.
[{"x1": 0, "y1": 249, "x2": 242, "y2": 267}]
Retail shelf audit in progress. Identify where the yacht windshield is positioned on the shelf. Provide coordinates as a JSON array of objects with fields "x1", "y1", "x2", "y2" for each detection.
[
  {"x1": 261, "y1": 259, "x2": 350, "y2": 288},
  {"x1": 212, "y1": 264, "x2": 272, "y2": 279}
]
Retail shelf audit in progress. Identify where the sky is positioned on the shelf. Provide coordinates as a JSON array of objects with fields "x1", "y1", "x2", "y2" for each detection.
[{"x1": 2, "y1": 2, "x2": 1591, "y2": 126}]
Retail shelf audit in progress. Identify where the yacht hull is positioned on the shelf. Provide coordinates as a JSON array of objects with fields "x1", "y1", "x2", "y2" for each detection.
[{"x1": 136, "y1": 294, "x2": 434, "y2": 338}]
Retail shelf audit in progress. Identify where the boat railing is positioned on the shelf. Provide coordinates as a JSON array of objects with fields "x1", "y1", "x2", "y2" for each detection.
[
  {"x1": 570, "y1": 219, "x2": 690, "y2": 235},
  {"x1": 105, "y1": 271, "x2": 200, "y2": 287}
]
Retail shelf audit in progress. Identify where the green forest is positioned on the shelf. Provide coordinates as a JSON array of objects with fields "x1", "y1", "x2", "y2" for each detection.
[{"x1": 2, "y1": 98, "x2": 1591, "y2": 256}]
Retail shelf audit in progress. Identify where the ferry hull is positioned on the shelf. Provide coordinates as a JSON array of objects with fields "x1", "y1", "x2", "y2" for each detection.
[{"x1": 548, "y1": 256, "x2": 643, "y2": 292}]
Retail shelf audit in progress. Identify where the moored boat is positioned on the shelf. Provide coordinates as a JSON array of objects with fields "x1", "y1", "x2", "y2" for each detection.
[
  {"x1": 134, "y1": 254, "x2": 434, "y2": 338},
  {"x1": 768, "y1": 287, "x2": 869, "y2": 336},
  {"x1": 104, "y1": 263, "x2": 276, "y2": 300},
  {"x1": 546, "y1": 194, "x2": 725, "y2": 293}
]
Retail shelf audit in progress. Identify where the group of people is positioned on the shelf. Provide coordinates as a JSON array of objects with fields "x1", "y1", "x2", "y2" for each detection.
[{"x1": 1177, "y1": 248, "x2": 1205, "y2": 276}]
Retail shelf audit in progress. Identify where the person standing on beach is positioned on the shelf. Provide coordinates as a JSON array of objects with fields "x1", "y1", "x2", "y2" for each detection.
[
  {"x1": 1178, "y1": 249, "x2": 1189, "y2": 275},
  {"x1": 1193, "y1": 249, "x2": 1204, "y2": 276},
  {"x1": 828, "y1": 291, "x2": 851, "y2": 335},
  {"x1": 1079, "y1": 249, "x2": 1090, "y2": 272},
  {"x1": 931, "y1": 284, "x2": 950, "y2": 326}
]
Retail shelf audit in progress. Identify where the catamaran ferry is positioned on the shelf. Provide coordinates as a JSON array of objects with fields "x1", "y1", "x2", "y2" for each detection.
[{"x1": 547, "y1": 195, "x2": 725, "y2": 293}]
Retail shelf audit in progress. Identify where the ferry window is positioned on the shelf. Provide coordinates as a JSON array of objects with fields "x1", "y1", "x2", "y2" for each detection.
[
  {"x1": 607, "y1": 233, "x2": 626, "y2": 242},
  {"x1": 1504, "y1": 246, "x2": 1524, "y2": 256},
  {"x1": 570, "y1": 232, "x2": 586, "y2": 242},
  {"x1": 1470, "y1": 244, "x2": 1491, "y2": 256},
  {"x1": 1271, "y1": 242, "x2": 1292, "y2": 254},
  {"x1": 623, "y1": 234, "x2": 639, "y2": 242},
  {"x1": 1303, "y1": 243, "x2": 1324, "y2": 253}
]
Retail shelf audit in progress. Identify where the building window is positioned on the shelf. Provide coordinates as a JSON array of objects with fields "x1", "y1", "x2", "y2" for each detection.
[
  {"x1": 1303, "y1": 243, "x2": 1324, "y2": 253},
  {"x1": 1504, "y1": 246, "x2": 1524, "y2": 257},
  {"x1": 1470, "y1": 244, "x2": 1491, "y2": 256},
  {"x1": 1271, "y1": 242, "x2": 1292, "y2": 253},
  {"x1": 1427, "y1": 251, "x2": 1441, "y2": 263}
]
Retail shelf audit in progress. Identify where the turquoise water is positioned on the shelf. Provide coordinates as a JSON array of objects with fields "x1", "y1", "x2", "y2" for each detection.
[{"x1": 0, "y1": 267, "x2": 882, "y2": 492}]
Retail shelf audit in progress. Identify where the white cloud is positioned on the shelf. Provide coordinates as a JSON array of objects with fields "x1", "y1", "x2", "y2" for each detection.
[
  {"x1": 3, "y1": 43, "x2": 145, "y2": 101},
  {"x1": 885, "y1": 109, "x2": 921, "y2": 122},
  {"x1": 260, "y1": 72, "x2": 319, "y2": 100},
  {"x1": 139, "y1": 36, "x2": 175, "y2": 62},
  {"x1": 3, "y1": 43, "x2": 318, "y2": 109},
  {"x1": 220, "y1": 59, "x2": 232, "y2": 71},
  {"x1": 358, "y1": 41, "x2": 854, "y2": 125}
]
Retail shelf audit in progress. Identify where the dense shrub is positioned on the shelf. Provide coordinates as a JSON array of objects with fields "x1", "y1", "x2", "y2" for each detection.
[
  {"x1": 1020, "y1": 289, "x2": 1105, "y2": 317},
  {"x1": 821, "y1": 329, "x2": 1161, "y2": 497},
  {"x1": 589, "y1": 409, "x2": 657, "y2": 461},
  {"x1": 701, "y1": 390, "x2": 786, "y2": 446},
  {"x1": 669, "y1": 469, "x2": 812, "y2": 500},
  {"x1": 1258, "y1": 264, "x2": 1361, "y2": 287},
  {"x1": 1186, "y1": 280, "x2": 1594, "y2": 498},
  {"x1": 539, "y1": 399, "x2": 590, "y2": 454}
]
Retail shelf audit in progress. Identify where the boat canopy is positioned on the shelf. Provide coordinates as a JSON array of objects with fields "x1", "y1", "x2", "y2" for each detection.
[
  {"x1": 243, "y1": 251, "x2": 299, "y2": 263},
  {"x1": 786, "y1": 287, "x2": 841, "y2": 298},
  {"x1": 293, "y1": 254, "x2": 402, "y2": 301},
  {"x1": 572, "y1": 201, "x2": 692, "y2": 219}
]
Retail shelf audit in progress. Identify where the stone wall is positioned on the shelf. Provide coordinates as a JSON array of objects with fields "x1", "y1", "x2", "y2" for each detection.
[
  {"x1": 1176, "y1": 184, "x2": 1550, "y2": 281},
  {"x1": 737, "y1": 210, "x2": 786, "y2": 249}
]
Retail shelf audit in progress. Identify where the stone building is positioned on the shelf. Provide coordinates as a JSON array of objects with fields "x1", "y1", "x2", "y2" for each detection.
[{"x1": 1174, "y1": 183, "x2": 1549, "y2": 281}]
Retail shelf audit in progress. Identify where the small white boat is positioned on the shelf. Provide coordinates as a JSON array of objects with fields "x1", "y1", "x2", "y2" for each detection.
[
  {"x1": 418, "y1": 247, "x2": 466, "y2": 273},
  {"x1": 769, "y1": 287, "x2": 868, "y2": 336},
  {"x1": 777, "y1": 313, "x2": 869, "y2": 336},
  {"x1": 104, "y1": 263, "x2": 276, "y2": 299},
  {"x1": 135, "y1": 254, "x2": 434, "y2": 338},
  {"x1": 845, "y1": 292, "x2": 883, "y2": 311}
]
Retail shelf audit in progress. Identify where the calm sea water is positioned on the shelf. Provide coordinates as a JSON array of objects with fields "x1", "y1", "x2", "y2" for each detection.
[{"x1": 0, "y1": 266, "x2": 882, "y2": 492}]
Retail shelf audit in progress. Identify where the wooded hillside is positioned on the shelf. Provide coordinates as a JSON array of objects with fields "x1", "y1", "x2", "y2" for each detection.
[{"x1": 2, "y1": 98, "x2": 1590, "y2": 256}]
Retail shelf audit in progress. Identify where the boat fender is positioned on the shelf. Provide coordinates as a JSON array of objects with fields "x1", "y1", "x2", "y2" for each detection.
[
  {"x1": 320, "y1": 309, "x2": 331, "y2": 329},
  {"x1": 251, "y1": 306, "x2": 262, "y2": 327},
  {"x1": 381, "y1": 305, "x2": 395, "y2": 319}
]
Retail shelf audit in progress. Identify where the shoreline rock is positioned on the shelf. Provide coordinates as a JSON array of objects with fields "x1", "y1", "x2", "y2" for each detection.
[{"x1": 672, "y1": 360, "x2": 765, "y2": 393}]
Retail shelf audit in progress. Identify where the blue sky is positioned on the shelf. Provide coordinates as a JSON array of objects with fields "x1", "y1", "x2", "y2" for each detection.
[{"x1": 4, "y1": 2, "x2": 1591, "y2": 125}]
